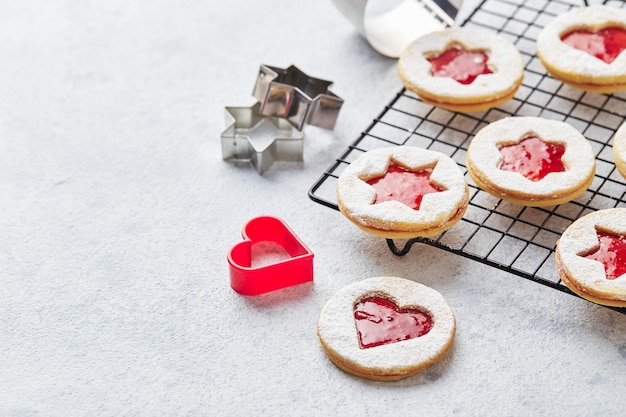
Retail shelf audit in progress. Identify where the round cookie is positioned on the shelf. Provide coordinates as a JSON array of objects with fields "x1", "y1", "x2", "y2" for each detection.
[
  {"x1": 317, "y1": 276, "x2": 456, "y2": 381},
  {"x1": 398, "y1": 27, "x2": 524, "y2": 112},
  {"x1": 536, "y1": 5, "x2": 626, "y2": 93},
  {"x1": 466, "y1": 116, "x2": 596, "y2": 207},
  {"x1": 555, "y1": 208, "x2": 626, "y2": 307},
  {"x1": 613, "y1": 121, "x2": 626, "y2": 179},
  {"x1": 336, "y1": 146, "x2": 469, "y2": 239}
]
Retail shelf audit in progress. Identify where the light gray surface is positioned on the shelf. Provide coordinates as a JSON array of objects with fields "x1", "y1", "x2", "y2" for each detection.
[{"x1": 2, "y1": 0, "x2": 626, "y2": 416}]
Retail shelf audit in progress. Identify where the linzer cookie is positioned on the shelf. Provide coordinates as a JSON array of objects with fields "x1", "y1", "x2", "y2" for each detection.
[
  {"x1": 466, "y1": 117, "x2": 596, "y2": 207},
  {"x1": 317, "y1": 276, "x2": 455, "y2": 381},
  {"x1": 336, "y1": 146, "x2": 469, "y2": 239},
  {"x1": 398, "y1": 27, "x2": 523, "y2": 112},
  {"x1": 555, "y1": 208, "x2": 626, "y2": 307},
  {"x1": 613, "y1": 121, "x2": 626, "y2": 179},
  {"x1": 537, "y1": 5, "x2": 626, "y2": 93}
]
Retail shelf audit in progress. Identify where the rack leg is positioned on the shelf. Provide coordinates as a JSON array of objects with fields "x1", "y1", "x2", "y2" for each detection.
[{"x1": 386, "y1": 238, "x2": 419, "y2": 256}]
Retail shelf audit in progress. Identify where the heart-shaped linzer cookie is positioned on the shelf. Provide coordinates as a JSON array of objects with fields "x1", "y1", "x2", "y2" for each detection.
[
  {"x1": 228, "y1": 216, "x2": 314, "y2": 295},
  {"x1": 354, "y1": 296, "x2": 432, "y2": 349},
  {"x1": 561, "y1": 27, "x2": 626, "y2": 64}
]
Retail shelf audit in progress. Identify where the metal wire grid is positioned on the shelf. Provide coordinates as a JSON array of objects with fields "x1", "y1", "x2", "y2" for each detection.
[{"x1": 308, "y1": 0, "x2": 626, "y2": 313}]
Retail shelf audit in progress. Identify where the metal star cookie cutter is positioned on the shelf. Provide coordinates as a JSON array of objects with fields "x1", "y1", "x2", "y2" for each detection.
[
  {"x1": 221, "y1": 101, "x2": 305, "y2": 175},
  {"x1": 252, "y1": 64, "x2": 344, "y2": 131}
]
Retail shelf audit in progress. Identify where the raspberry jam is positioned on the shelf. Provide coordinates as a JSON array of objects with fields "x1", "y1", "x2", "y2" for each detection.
[
  {"x1": 366, "y1": 163, "x2": 443, "y2": 210},
  {"x1": 561, "y1": 27, "x2": 626, "y2": 64},
  {"x1": 498, "y1": 136, "x2": 566, "y2": 182},
  {"x1": 427, "y1": 46, "x2": 492, "y2": 84},
  {"x1": 353, "y1": 296, "x2": 433, "y2": 349},
  {"x1": 582, "y1": 230, "x2": 626, "y2": 280}
]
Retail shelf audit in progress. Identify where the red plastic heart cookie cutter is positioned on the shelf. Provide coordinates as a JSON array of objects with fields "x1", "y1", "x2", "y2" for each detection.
[{"x1": 228, "y1": 216, "x2": 314, "y2": 295}]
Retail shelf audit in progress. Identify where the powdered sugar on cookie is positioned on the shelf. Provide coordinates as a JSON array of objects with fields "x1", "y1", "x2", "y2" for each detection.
[
  {"x1": 337, "y1": 146, "x2": 468, "y2": 235},
  {"x1": 398, "y1": 27, "x2": 523, "y2": 107},
  {"x1": 467, "y1": 117, "x2": 595, "y2": 205},
  {"x1": 556, "y1": 209, "x2": 626, "y2": 303},
  {"x1": 317, "y1": 276, "x2": 455, "y2": 381},
  {"x1": 537, "y1": 5, "x2": 626, "y2": 87}
]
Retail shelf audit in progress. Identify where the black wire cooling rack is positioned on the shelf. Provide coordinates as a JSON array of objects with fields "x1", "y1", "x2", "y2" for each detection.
[{"x1": 308, "y1": 0, "x2": 626, "y2": 313}]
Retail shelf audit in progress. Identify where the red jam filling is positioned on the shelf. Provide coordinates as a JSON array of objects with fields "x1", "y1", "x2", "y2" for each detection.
[
  {"x1": 366, "y1": 163, "x2": 443, "y2": 210},
  {"x1": 561, "y1": 27, "x2": 626, "y2": 64},
  {"x1": 582, "y1": 230, "x2": 626, "y2": 280},
  {"x1": 353, "y1": 296, "x2": 433, "y2": 349},
  {"x1": 498, "y1": 136, "x2": 566, "y2": 182},
  {"x1": 427, "y1": 46, "x2": 492, "y2": 84}
]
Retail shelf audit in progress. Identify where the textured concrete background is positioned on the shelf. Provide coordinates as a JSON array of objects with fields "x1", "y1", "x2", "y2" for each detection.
[{"x1": 2, "y1": 0, "x2": 626, "y2": 416}]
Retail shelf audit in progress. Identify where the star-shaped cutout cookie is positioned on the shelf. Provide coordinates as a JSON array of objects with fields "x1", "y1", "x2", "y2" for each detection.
[
  {"x1": 221, "y1": 101, "x2": 304, "y2": 174},
  {"x1": 252, "y1": 65, "x2": 343, "y2": 130}
]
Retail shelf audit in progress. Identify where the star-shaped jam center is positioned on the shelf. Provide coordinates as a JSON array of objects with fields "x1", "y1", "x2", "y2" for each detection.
[
  {"x1": 366, "y1": 163, "x2": 444, "y2": 210},
  {"x1": 427, "y1": 46, "x2": 493, "y2": 85},
  {"x1": 581, "y1": 229, "x2": 626, "y2": 281},
  {"x1": 561, "y1": 27, "x2": 626, "y2": 64},
  {"x1": 497, "y1": 135, "x2": 566, "y2": 182}
]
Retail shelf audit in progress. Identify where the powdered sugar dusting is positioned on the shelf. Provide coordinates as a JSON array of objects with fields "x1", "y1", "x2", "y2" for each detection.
[
  {"x1": 557, "y1": 209, "x2": 626, "y2": 299},
  {"x1": 398, "y1": 27, "x2": 523, "y2": 102},
  {"x1": 537, "y1": 5, "x2": 626, "y2": 83},
  {"x1": 317, "y1": 276, "x2": 455, "y2": 377},
  {"x1": 467, "y1": 116, "x2": 595, "y2": 199},
  {"x1": 337, "y1": 146, "x2": 468, "y2": 232}
]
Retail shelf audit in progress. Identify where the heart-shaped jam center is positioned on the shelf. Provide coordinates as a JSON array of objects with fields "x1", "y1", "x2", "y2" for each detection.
[
  {"x1": 354, "y1": 296, "x2": 433, "y2": 349},
  {"x1": 497, "y1": 135, "x2": 566, "y2": 182},
  {"x1": 366, "y1": 163, "x2": 443, "y2": 210},
  {"x1": 581, "y1": 230, "x2": 626, "y2": 280},
  {"x1": 561, "y1": 27, "x2": 626, "y2": 64},
  {"x1": 427, "y1": 46, "x2": 492, "y2": 84}
]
